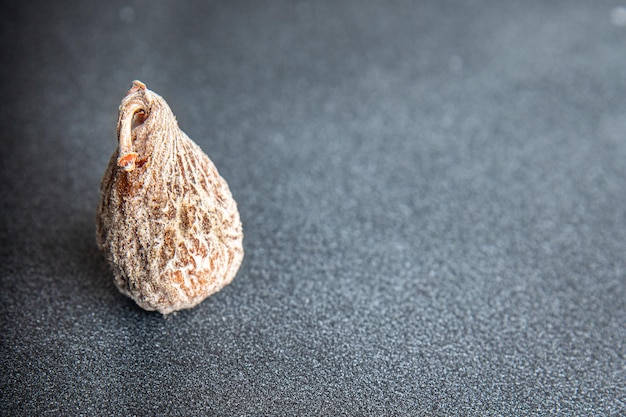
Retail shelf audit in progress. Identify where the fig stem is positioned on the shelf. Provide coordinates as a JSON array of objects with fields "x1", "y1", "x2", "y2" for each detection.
[{"x1": 117, "y1": 101, "x2": 145, "y2": 172}]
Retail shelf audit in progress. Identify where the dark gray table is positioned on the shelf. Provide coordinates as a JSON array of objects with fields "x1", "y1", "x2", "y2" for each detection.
[{"x1": 2, "y1": 1, "x2": 625, "y2": 415}]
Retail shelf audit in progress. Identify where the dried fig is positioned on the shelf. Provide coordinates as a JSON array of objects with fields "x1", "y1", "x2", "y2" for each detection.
[{"x1": 97, "y1": 81, "x2": 243, "y2": 315}]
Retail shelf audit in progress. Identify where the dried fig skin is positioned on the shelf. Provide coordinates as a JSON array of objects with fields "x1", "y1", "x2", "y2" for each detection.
[{"x1": 97, "y1": 80, "x2": 244, "y2": 315}]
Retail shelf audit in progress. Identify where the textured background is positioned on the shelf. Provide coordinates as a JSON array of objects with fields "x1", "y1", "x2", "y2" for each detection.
[{"x1": 1, "y1": 1, "x2": 625, "y2": 415}]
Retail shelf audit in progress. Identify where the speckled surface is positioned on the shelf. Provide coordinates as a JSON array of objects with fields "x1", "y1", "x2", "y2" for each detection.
[{"x1": 1, "y1": 1, "x2": 625, "y2": 415}]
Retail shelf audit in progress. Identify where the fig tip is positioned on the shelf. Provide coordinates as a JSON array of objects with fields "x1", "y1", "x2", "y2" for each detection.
[{"x1": 126, "y1": 80, "x2": 147, "y2": 96}]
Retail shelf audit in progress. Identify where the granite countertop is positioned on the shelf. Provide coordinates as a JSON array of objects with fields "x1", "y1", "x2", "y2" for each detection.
[{"x1": 1, "y1": 1, "x2": 625, "y2": 415}]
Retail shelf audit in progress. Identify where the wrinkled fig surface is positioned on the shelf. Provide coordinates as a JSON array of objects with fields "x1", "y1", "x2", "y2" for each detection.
[{"x1": 97, "y1": 81, "x2": 243, "y2": 315}]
